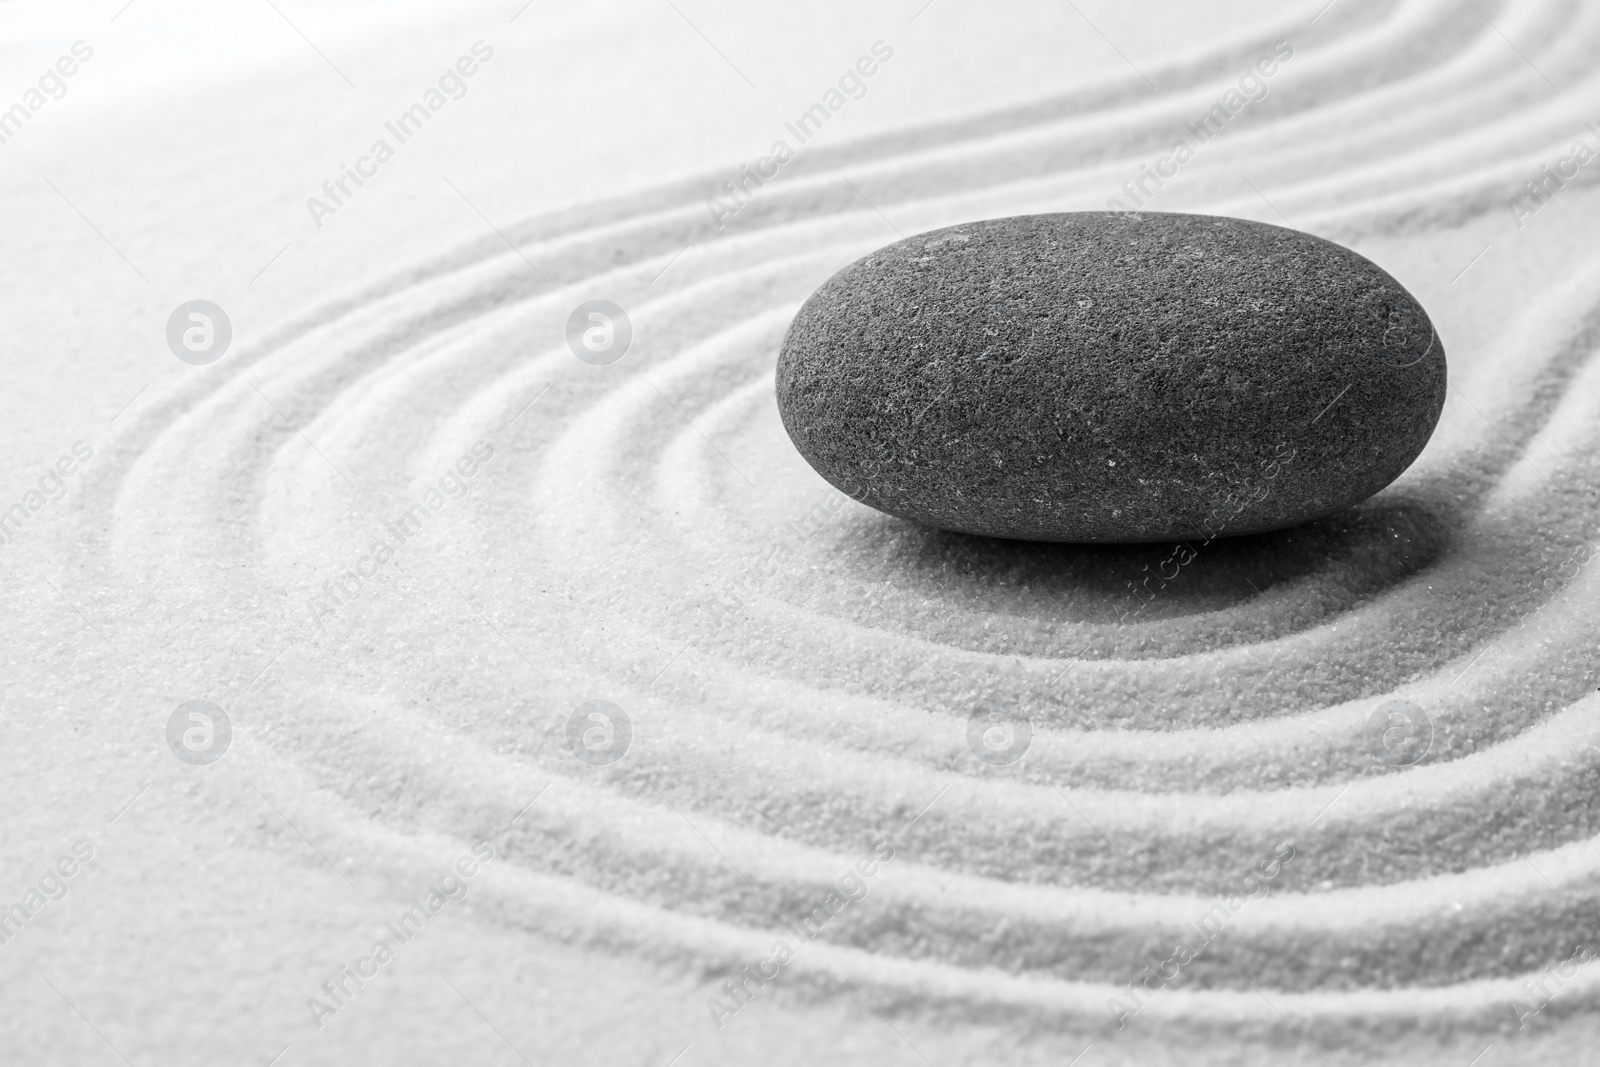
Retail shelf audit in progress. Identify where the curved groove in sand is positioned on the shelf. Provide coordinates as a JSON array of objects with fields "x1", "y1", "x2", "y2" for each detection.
[{"x1": 54, "y1": 0, "x2": 1600, "y2": 1042}]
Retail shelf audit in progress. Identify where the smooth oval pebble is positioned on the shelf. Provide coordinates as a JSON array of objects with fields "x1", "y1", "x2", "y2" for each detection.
[{"x1": 775, "y1": 211, "x2": 1446, "y2": 543}]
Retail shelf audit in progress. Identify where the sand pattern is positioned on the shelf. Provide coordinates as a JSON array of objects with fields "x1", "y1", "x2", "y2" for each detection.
[{"x1": 34, "y1": 0, "x2": 1600, "y2": 1057}]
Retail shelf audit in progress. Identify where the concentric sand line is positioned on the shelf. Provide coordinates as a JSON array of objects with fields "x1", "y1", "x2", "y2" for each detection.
[{"x1": 51, "y1": 0, "x2": 1600, "y2": 1050}]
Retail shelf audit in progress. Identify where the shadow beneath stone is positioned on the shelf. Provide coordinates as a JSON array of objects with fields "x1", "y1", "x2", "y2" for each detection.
[{"x1": 854, "y1": 493, "x2": 1458, "y2": 626}]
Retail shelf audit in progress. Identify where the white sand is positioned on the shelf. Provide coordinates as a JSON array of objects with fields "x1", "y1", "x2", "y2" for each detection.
[{"x1": 4, "y1": 0, "x2": 1600, "y2": 1063}]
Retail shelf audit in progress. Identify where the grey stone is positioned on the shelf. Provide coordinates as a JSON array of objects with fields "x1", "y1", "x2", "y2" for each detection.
[{"x1": 775, "y1": 211, "x2": 1446, "y2": 543}]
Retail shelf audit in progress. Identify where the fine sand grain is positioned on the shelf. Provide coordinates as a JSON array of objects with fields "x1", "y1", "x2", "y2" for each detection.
[{"x1": 5, "y1": 1, "x2": 1600, "y2": 1064}]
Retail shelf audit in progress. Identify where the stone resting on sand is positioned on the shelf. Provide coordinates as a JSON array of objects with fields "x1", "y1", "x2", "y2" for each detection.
[{"x1": 775, "y1": 211, "x2": 1445, "y2": 543}]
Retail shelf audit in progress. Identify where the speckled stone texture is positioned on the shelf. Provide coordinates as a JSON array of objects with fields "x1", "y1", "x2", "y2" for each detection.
[{"x1": 775, "y1": 211, "x2": 1446, "y2": 542}]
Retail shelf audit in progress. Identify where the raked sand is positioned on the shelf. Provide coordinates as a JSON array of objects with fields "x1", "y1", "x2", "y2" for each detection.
[{"x1": 4, "y1": 0, "x2": 1600, "y2": 1064}]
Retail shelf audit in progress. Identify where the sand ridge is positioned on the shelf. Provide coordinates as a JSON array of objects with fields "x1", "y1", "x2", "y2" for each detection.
[{"x1": 10, "y1": 0, "x2": 1600, "y2": 1063}]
